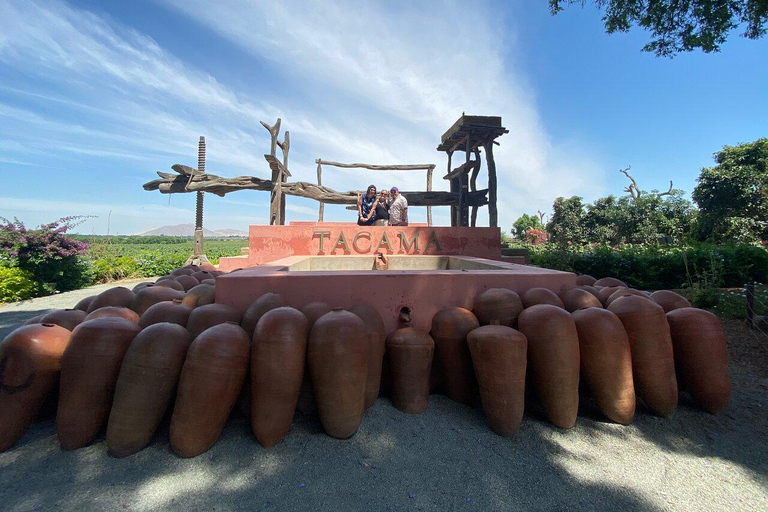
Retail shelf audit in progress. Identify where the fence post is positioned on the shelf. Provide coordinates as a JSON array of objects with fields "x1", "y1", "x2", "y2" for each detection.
[{"x1": 746, "y1": 282, "x2": 755, "y2": 329}]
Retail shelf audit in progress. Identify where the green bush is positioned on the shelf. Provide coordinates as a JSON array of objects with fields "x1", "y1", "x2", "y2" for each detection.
[{"x1": 0, "y1": 266, "x2": 36, "y2": 302}]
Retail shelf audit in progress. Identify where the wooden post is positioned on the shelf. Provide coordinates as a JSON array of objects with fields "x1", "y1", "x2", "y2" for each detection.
[
  {"x1": 261, "y1": 118, "x2": 283, "y2": 225},
  {"x1": 426, "y1": 165, "x2": 433, "y2": 227},
  {"x1": 278, "y1": 131, "x2": 290, "y2": 225},
  {"x1": 194, "y1": 136, "x2": 205, "y2": 256},
  {"x1": 459, "y1": 135, "x2": 471, "y2": 227},
  {"x1": 470, "y1": 148, "x2": 481, "y2": 227},
  {"x1": 746, "y1": 282, "x2": 755, "y2": 329},
  {"x1": 316, "y1": 160, "x2": 324, "y2": 222},
  {"x1": 485, "y1": 141, "x2": 498, "y2": 228},
  {"x1": 447, "y1": 151, "x2": 456, "y2": 226}
]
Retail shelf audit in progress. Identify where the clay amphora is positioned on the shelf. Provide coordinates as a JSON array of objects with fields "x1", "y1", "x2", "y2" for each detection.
[
  {"x1": 139, "y1": 299, "x2": 192, "y2": 329},
  {"x1": 308, "y1": 309, "x2": 368, "y2": 437},
  {"x1": 57, "y1": 318, "x2": 141, "y2": 450},
  {"x1": 350, "y1": 304, "x2": 387, "y2": 409},
  {"x1": 200, "y1": 279, "x2": 216, "y2": 286},
  {"x1": 430, "y1": 307, "x2": 479, "y2": 405},
  {"x1": 251, "y1": 307, "x2": 309, "y2": 448},
  {"x1": 386, "y1": 326, "x2": 434, "y2": 414},
  {"x1": 87, "y1": 287, "x2": 136, "y2": 313},
  {"x1": 561, "y1": 288, "x2": 602, "y2": 313},
  {"x1": 107, "y1": 323, "x2": 192, "y2": 457},
  {"x1": 302, "y1": 302, "x2": 333, "y2": 330},
  {"x1": 572, "y1": 308, "x2": 635, "y2": 424},
  {"x1": 594, "y1": 277, "x2": 628, "y2": 288},
  {"x1": 608, "y1": 296, "x2": 677, "y2": 417},
  {"x1": 132, "y1": 282, "x2": 154, "y2": 293},
  {"x1": 40, "y1": 309, "x2": 86, "y2": 331},
  {"x1": 605, "y1": 288, "x2": 651, "y2": 307},
  {"x1": 171, "y1": 322, "x2": 250, "y2": 457},
  {"x1": 467, "y1": 323, "x2": 527, "y2": 436},
  {"x1": 666, "y1": 308, "x2": 730, "y2": 414},
  {"x1": 133, "y1": 285, "x2": 185, "y2": 316},
  {"x1": 154, "y1": 279, "x2": 185, "y2": 292},
  {"x1": 187, "y1": 303, "x2": 242, "y2": 340},
  {"x1": 577, "y1": 285, "x2": 601, "y2": 299},
  {"x1": 73, "y1": 295, "x2": 96, "y2": 312},
  {"x1": 651, "y1": 290, "x2": 691, "y2": 313},
  {"x1": 171, "y1": 267, "x2": 196, "y2": 277},
  {"x1": 181, "y1": 284, "x2": 215, "y2": 309},
  {"x1": 473, "y1": 288, "x2": 524, "y2": 327},
  {"x1": 23, "y1": 314, "x2": 47, "y2": 325},
  {"x1": 191, "y1": 271, "x2": 213, "y2": 283},
  {"x1": 198, "y1": 262, "x2": 217, "y2": 272},
  {"x1": 208, "y1": 270, "x2": 224, "y2": 277},
  {"x1": 0, "y1": 324, "x2": 71, "y2": 452},
  {"x1": 174, "y1": 275, "x2": 200, "y2": 292},
  {"x1": 85, "y1": 306, "x2": 141, "y2": 324},
  {"x1": 575, "y1": 275, "x2": 597, "y2": 286},
  {"x1": 518, "y1": 305, "x2": 580, "y2": 429},
  {"x1": 521, "y1": 288, "x2": 565, "y2": 309},
  {"x1": 597, "y1": 286, "x2": 626, "y2": 306},
  {"x1": 241, "y1": 293, "x2": 286, "y2": 338},
  {"x1": 296, "y1": 302, "x2": 332, "y2": 416}
]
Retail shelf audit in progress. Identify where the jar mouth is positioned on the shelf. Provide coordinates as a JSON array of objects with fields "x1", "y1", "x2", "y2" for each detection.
[
  {"x1": 332, "y1": 307, "x2": 344, "y2": 312},
  {"x1": 41, "y1": 323, "x2": 55, "y2": 327}
]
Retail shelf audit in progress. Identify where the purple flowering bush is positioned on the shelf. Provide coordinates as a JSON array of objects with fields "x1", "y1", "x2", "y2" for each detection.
[{"x1": 0, "y1": 217, "x2": 95, "y2": 297}]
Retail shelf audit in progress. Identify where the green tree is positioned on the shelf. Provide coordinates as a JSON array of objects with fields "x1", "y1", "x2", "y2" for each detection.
[
  {"x1": 693, "y1": 138, "x2": 768, "y2": 243},
  {"x1": 547, "y1": 196, "x2": 587, "y2": 246},
  {"x1": 549, "y1": 1, "x2": 768, "y2": 57},
  {"x1": 512, "y1": 213, "x2": 543, "y2": 240}
]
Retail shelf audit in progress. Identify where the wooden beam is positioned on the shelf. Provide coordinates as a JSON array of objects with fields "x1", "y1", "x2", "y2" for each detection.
[
  {"x1": 484, "y1": 141, "x2": 498, "y2": 228},
  {"x1": 171, "y1": 164, "x2": 204, "y2": 176},
  {"x1": 426, "y1": 166, "x2": 433, "y2": 227},
  {"x1": 264, "y1": 154, "x2": 292, "y2": 178},
  {"x1": 315, "y1": 159, "x2": 434, "y2": 171},
  {"x1": 260, "y1": 118, "x2": 281, "y2": 157},
  {"x1": 443, "y1": 159, "x2": 479, "y2": 180}
]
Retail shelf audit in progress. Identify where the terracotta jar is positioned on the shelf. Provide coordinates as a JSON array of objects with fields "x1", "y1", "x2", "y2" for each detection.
[
  {"x1": 187, "y1": 303, "x2": 242, "y2": 340},
  {"x1": 175, "y1": 275, "x2": 200, "y2": 292},
  {"x1": 296, "y1": 302, "x2": 332, "y2": 416},
  {"x1": 577, "y1": 285, "x2": 601, "y2": 299},
  {"x1": 139, "y1": 299, "x2": 192, "y2": 329},
  {"x1": 308, "y1": 309, "x2": 368, "y2": 438},
  {"x1": 560, "y1": 288, "x2": 602, "y2": 313},
  {"x1": 133, "y1": 285, "x2": 185, "y2": 316},
  {"x1": 0, "y1": 324, "x2": 71, "y2": 452},
  {"x1": 208, "y1": 270, "x2": 224, "y2": 277},
  {"x1": 107, "y1": 323, "x2": 192, "y2": 457},
  {"x1": 350, "y1": 304, "x2": 386, "y2": 410},
  {"x1": 605, "y1": 288, "x2": 651, "y2": 307},
  {"x1": 154, "y1": 279, "x2": 185, "y2": 292},
  {"x1": 191, "y1": 271, "x2": 213, "y2": 283},
  {"x1": 521, "y1": 288, "x2": 565, "y2": 309},
  {"x1": 198, "y1": 262, "x2": 217, "y2": 272},
  {"x1": 651, "y1": 290, "x2": 691, "y2": 313},
  {"x1": 57, "y1": 318, "x2": 141, "y2": 450},
  {"x1": 571, "y1": 308, "x2": 635, "y2": 425},
  {"x1": 575, "y1": 275, "x2": 597, "y2": 286},
  {"x1": 200, "y1": 279, "x2": 216, "y2": 286},
  {"x1": 473, "y1": 288, "x2": 524, "y2": 327},
  {"x1": 73, "y1": 295, "x2": 96, "y2": 312},
  {"x1": 156, "y1": 275, "x2": 176, "y2": 283},
  {"x1": 85, "y1": 306, "x2": 141, "y2": 324},
  {"x1": 170, "y1": 322, "x2": 250, "y2": 457},
  {"x1": 597, "y1": 286, "x2": 626, "y2": 306},
  {"x1": 132, "y1": 282, "x2": 154, "y2": 293},
  {"x1": 171, "y1": 267, "x2": 196, "y2": 277},
  {"x1": 250, "y1": 307, "x2": 309, "y2": 448},
  {"x1": 23, "y1": 313, "x2": 47, "y2": 325},
  {"x1": 181, "y1": 284, "x2": 215, "y2": 309},
  {"x1": 666, "y1": 308, "x2": 731, "y2": 414},
  {"x1": 467, "y1": 323, "x2": 527, "y2": 436},
  {"x1": 241, "y1": 293, "x2": 286, "y2": 338},
  {"x1": 302, "y1": 302, "x2": 333, "y2": 330},
  {"x1": 608, "y1": 296, "x2": 677, "y2": 417},
  {"x1": 40, "y1": 309, "x2": 86, "y2": 331},
  {"x1": 518, "y1": 305, "x2": 580, "y2": 429},
  {"x1": 87, "y1": 287, "x2": 136, "y2": 313},
  {"x1": 430, "y1": 307, "x2": 480, "y2": 405},
  {"x1": 386, "y1": 326, "x2": 434, "y2": 414},
  {"x1": 594, "y1": 277, "x2": 628, "y2": 288}
]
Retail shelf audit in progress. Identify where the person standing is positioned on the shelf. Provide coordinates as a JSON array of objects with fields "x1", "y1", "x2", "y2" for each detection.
[
  {"x1": 374, "y1": 189, "x2": 390, "y2": 226},
  {"x1": 389, "y1": 187, "x2": 408, "y2": 226},
  {"x1": 357, "y1": 184, "x2": 378, "y2": 226}
]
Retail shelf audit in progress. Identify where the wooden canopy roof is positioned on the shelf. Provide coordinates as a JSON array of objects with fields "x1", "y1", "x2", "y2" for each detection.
[{"x1": 436, "y1": 114, "x2": 508, "y2": 153}]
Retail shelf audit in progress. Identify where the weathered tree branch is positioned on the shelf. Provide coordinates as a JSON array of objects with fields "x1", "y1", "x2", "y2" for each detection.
[
  {"x1": 314, "y1": 159, "x2": 435, "y2": 171},
  {"x1": 260, "y1": 118, "x2": 281, "y2": 157},
  {"x1": 619, "y1": 165, "x2": 640, "y2": 199}
]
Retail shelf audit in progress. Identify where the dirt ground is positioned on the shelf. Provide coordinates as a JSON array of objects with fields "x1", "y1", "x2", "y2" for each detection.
[{"x1": 0, "y1": 285, "x2": 766, "y2": 512}]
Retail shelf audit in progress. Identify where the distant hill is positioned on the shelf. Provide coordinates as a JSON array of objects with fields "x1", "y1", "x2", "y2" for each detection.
[{"x1": 136, "y1": 224, "x2": 248, "y2": 237}]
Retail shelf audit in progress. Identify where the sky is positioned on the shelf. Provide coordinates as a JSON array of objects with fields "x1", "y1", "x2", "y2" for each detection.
[{"x1": 0, "y1": 0, "x2": 766, "y2": 235}]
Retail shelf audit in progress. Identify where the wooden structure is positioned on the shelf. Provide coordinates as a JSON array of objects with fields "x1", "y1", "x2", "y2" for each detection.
[
  {"x1": 185, "y1": 136, "x2": 211, "y2": 267},
  {"x1": 437, "y1": 114, "x2": 507, "y2": 227}
]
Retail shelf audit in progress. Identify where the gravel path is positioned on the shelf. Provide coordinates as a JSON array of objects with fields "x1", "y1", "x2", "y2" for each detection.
[{"x1": 0, "y1": 288, "x2": 766, "y2": 512}]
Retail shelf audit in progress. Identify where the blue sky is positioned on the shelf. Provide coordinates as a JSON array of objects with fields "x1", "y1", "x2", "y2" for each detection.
[{"x1": 0, "y1": 0, "x2": 766, "y2": 235}]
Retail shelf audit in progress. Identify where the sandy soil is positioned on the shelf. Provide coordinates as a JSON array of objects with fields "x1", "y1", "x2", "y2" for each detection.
[{"x1": 0, "y1": 285, "x2": 766, "y2": 512}]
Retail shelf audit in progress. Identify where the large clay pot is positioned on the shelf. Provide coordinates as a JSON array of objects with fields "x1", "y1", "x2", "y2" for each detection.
[
  {"x1": 139, "y1": 299, "x2": 192, "y2": 329},
  {"x1": 430, "y1": 307, "x2": 479, "y2": 405},
  {"x1": 132, "y1": 282, "x2": 154, "y2": 293},
  {"x1": 295, "y1": 302, "x2": 332, "y2": 417},
  {"x1": 87, "y1": 287, "x2": 136, "y2": 313},
  {"x1": 308, "y1": 309, "x2": 368, "y2": 438},
  {"x1": 251, "y1": 307, "x2": 309, "y2": 448},
  {"x1": 651, "y1": 290, "x2": 691, "y2": 313},
  {"x1": 521, "y1": 288, "x2": 564, "y2": 309},
  {"x1": 154, "y1": 279, "x2": 185, "y2": 292},
  {"x1": 605, "y1": 288, "x2": 651, "y2": 307},
  {"x1": 571, "y1": 308, "x2": 635, "y2": 424},
  {"x1": 518, "y1": 305, "x2": 580, "y2": 429},
  {"x1": 577, "y1": 285, "x2": 601, "y2": 299},
  {"x1": 561, "y1": 288, "x2": 602, "y2": 313},
  {"x1": 187, "y1": 303, "x2": 242, "y2": 340},
  {"x1": 40, "y1": 309, "x2": 86, "y2": 331},
  {"x1": 608, "y1": 296, "x2": 677, "y2": 417},
  {"x1": 181, "y1": 284, "x2": 215, "y2": 309},
  {"x1": 73, "y1": 295, "x2": 96, "y2": 312},
  {"x1": 575, "y1": 275, "x2": 597, "y2": 286},
  {"x1": 386, "y1": 327, "x2": 434, "y2": 414},
  {"x1": 467, "y1": 324, "x2": 527, "y2": 436},
  {"x1": 57, "y1": 318, "x2": 141, "y2": 450},
  {"x1": 597, "y1": 286, "x2": 626, "y2": 306},
  {"x1": 594, "y1": 277, "x2": 628, "y2": 288},
  {"x1": 171, "y1": 267, "x2": 196, "y2": 277},
  {"x1": 107, "y1": 323, "x2": 192, "y2": 457},
  {"x1": 171, "y1": 322, "x2": 250, "y2": 457},
  {"x1": 191, "y1": 271, "x2": 213, "y2": 283},
  {"x1": 302, "y1": 302, "x2": 333, "y2": 330},
  {"x1": 200, "y1": 279, "x2": 216, "y2": 286},
  {"x1": 350, "y1": 304, "x2": 386, "y2": 409},
  {"x1": 174, "y1": 275, "x2": 200, "y2": 292},
  {"x1": 133, "y1": 285, "x2": 185, "y2": 316},
  {"x1": 666, "y1": 308, "x2": 730, "y2": 414},
  {"x1": 23, "y1": 314, "x2": 47, "y2": 325},
  {"x1": 0, "y1": 324, "x2": 71, "y2": 452},
  {"x1": 85, "y1": 306, "x2": 140, "y2": 324},
  {"x1": 241, "y1": 293, "x2": 286, "y2": 338},
  {"x1": 473, "y1": 288, "x2": 524, "y2": 327}
]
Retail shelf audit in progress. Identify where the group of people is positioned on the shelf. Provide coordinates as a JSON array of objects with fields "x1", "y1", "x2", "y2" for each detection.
[{"x1": 357, "y1": 184, "x2": 408, "y2": 226}]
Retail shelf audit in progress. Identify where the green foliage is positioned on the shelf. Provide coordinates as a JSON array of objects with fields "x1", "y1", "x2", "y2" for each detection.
[
  {"x1": 549, "y1": 1, "x2": 768, "y2": 56},
  {"x1": 512, "y1": 213, "x2": 543, "y2": 240},
  {"x1": 547, "y1": 196, "x2": 587, "y2": 246},
  {"x1": 0, "y1": 265, "x2": 36, "y2": 303},
  {"x1": 693, "y1": 138, "x2": 768, "y2": 244}
]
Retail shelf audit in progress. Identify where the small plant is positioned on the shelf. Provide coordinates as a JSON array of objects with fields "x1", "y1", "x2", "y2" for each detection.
[
  {"x1": 0, "y1": 265, "x2": 36, "y2": 302},
  {"x1": 682, "y1": 251, "x2": 723, "y2": 308}
]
